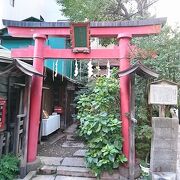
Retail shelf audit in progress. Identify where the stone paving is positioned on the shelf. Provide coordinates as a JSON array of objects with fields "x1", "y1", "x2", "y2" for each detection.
[
  {"x1": 31, "y1": 175, "x2": 95, "y2": 180},
  {"x1": 29, "y1": 123, "x2": 95, "y2": 180},
  {"x1": 25, "y1": 123, "x2": 132, "y2": 179}
]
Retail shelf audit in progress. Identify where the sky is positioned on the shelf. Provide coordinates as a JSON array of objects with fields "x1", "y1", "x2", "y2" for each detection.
[{"x1": 150, "y1": 0, "x2": 180, "y2": 27}]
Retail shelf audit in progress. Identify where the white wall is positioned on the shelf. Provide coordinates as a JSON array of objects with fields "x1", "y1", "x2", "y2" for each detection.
[{"x1": 0, "y1": 0, "x2": 66, "y2": 28}]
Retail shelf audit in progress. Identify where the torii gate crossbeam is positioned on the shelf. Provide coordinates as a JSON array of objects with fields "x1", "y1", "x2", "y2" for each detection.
[{"x1": 3, "y1": 18, "x2": 166, "y2": 168}]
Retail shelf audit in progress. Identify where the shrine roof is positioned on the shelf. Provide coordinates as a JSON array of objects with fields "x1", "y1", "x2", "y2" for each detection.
[
  {"x1": 0, "y1": 59, "x2": 43, "y2": 77},
  {"x1": 118, "y1": 61, "x2": 159, "y2": 78},
  {"x1": 3, "y1": 17, "x2": 167, "y2": 28}
]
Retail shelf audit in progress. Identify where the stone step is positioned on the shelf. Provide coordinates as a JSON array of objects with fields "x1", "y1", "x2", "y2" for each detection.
[
  {"x1": 61, "y1": 157, "x2": 86, "y2": 167},
  {"x1": 31, "y1": 175, "x2": 56, "y2": 180},
  {"x1": 57, "y1": 166, "x2": 95, "y2": 178},
  {"x1": 38, "y1": 165, "x2": 57, "y2": 175},
  {"x1": 39, "y1": 156, "x2": 63, "y2": 166},
  {"x1": 66, "y1": 134, "x2": 76, "y2": 141},
  {"x1": 55, "y1": 176, "x2": 96, "y2": 180},
  {"x1": 64, "y1": 124, "x2": 78, "y2": 134},
  {"x1": 62, "y1": 141, "x2": 85, "y2": 148},
  {"x1": 73, "y1": 149, "x2": 87, "y2": 157}
]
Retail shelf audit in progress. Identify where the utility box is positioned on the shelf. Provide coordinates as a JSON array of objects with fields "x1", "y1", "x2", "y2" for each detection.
[{"x1": 0, "y1": 97, "x2": 6, "y2": 131}]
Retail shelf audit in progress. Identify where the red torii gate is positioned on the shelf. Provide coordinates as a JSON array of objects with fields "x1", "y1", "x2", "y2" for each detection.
[{"x1": 3, "y1": 18, "x2": 166, "y2": 165}]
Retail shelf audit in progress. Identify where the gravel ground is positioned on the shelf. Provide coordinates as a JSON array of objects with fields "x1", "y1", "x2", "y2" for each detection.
[{"x1": 37, "y1": 130, "x2": 82, "y2": 157}]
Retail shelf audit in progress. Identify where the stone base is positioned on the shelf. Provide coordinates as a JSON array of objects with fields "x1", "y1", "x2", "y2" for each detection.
[
  {"x1": 119, "y1": 163, "x2": 141, "y2": 178},
  {"x1": 26, "y1": 158, "x2": 42, "y2": 174},
  {"x1": 100, "y1": 163, "x2": 141, "y2": 180}
]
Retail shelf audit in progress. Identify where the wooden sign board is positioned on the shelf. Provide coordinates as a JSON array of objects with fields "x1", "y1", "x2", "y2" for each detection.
[
  {"x1": 149, "y1": 84, "x2": 178, "y2": 105},
  {"x1": 70, "y1": 22, "x2": 90, "y2": 53}
]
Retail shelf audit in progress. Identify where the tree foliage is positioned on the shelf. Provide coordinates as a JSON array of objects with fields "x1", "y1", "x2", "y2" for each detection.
[
  {"x1": 133, "y1": 26, "x2": 180, "y2": 160},
  {"x1": 133, "y1": 26, "x2": 180, "y2": 83},
  {"x1": 57, "y1": 0, "x2": 155, "y2": 21}
]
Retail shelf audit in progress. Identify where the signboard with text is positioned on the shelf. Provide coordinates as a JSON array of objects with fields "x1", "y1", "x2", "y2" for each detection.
[{"x1": 149, "y1": 84, "x2": 178, "y2": 105}]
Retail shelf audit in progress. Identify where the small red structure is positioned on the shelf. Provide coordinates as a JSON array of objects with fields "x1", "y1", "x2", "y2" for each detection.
[
  {"x1": 54, "y1": 106, "x2": 63, "y2": 114},
  {"x1": 3, "y1": 18, "x2": 166, "y2": 167},
  {"x1": 0, "y1": 97, "x2": 6, "y2": 131}
]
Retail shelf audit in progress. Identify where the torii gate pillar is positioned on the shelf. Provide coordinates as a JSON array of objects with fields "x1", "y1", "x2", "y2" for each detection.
[
  {"x1": 118, "y1": 33, "x2": 132, "y2": 160},
  {"x1": 27, "y1": 34, "x2": 46, "y2": 162}
]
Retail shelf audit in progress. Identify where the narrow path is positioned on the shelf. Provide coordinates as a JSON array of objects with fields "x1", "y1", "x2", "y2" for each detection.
[
  {"x1": 30, "y1": 123, "x2": 95, "y2": 180},
  {"x1": 38, "y1": 124, "x2": 82, "y2": 157}
]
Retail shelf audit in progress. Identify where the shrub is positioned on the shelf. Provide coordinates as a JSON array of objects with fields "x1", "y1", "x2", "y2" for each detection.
[
  {"x1": 77, "y1": 76, "x2": 127, "y2": 177},
  {"x1": 0, "y1": 154, "x2": 19, "y2": 180}
]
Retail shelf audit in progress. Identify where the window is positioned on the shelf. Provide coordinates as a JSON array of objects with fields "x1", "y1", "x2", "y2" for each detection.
[{"x1": 10, "y1": 0, "x2": 15, "y2": 7}]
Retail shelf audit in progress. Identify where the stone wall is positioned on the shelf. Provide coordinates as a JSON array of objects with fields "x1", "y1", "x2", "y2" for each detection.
[{"x1": 150, "y1": 117, "x2": 178, "y2": 173}]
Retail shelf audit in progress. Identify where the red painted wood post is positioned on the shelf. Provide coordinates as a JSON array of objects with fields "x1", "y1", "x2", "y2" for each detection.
[
  {"x1": 117, "y1": 33, "x2": 132, "y2": 161},
  {"x1": 27, "y1": 34, "x2": 46, "y2": 162}
]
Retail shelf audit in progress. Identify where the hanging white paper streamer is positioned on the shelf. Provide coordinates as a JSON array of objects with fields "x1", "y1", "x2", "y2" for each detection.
[
  {"x1": 62, "y1": 60, "x2": 64, "y2": 81},
  {"x1": 80, "y1": 61, "x2": 82, "y2": 81},
  {"x1": 107, "y1": 60, "x2": 111, "y2": 78},
  {"x1": 55, "y1": 60, "x2": 58, "y2": 77},
  {"x1": 52, "y1": 60, "x2": 55, "y2": 81},
  {"x1": 88, "y1": 60, "x2": 93, "y2": 78},
  {"x1": 96, "y1": 61, "x2": 100, "y2": 76},
  {"x1": 74, "y1": 59, "x2": 78, "y2": 77}
]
